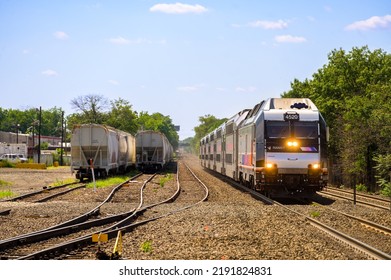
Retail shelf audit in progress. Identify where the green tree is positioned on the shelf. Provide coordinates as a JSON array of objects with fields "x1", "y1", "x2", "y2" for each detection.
[
  {"x1": 137, "y1": 112, "x2": 179, "y2": 149},
  {"x1": 282, "y1": 46, "x2": 391, "y2": 190},
  {"x1": 192, "y1": 115, "x2": 227, "y2": 154},
  {"x1": 106, "y1": 98, "x2": 138, "y2": 134}
]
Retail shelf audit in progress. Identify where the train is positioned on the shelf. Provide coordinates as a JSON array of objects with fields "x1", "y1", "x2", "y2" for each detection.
[
  {"x1": 135, "y1": 130, "x2": 173, "y2": 171},
  {"x1": 199, "y1": 97, "x2": 328, "y2": 197},
  {"x1": 71, "y1": 124, "x2": 136, "y2": 181}
]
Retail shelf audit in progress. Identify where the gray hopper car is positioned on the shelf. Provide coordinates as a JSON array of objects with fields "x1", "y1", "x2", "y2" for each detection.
[
  {"x1": 136, "y1": 130, "x2": 173, "y2": 171},
  {"x1": 71, "y1": 124, "x2": 136, "y2": 181}
]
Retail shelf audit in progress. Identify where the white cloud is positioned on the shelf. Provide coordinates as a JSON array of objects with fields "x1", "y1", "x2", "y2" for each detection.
[
  {"x1": 177, "y1": 85, "x2": 199, "y2": 92},
  {"x1": 275, "y1": 35, "x2": 306, "y2": 43},
  {"x1": 53, "y1": 31, "x2": 69, "y2": 40},
  {"x1": 235, "y1": 86, "x2": 257, "y2": 93},
  {"x1": 249, "y1": 20, "x2": 288, "y2": 29},
  {"x1": 109, "y1": 37, "x2": 167, "y2": 45},
  {"x1": 42, "y1": 69, "x2": 58, "y2": 76},
  {"x1": 345, "y1": 15, "x2": 391, "y2": 31},
  {"x1": 108, "y1": 80, "x2": 120, "y2": 86},
  {"x1": 324, "y1": 5, "x2": 332, "y2": 13},
  {"x1": 150, "y1": 3, "x2": 208, "y2": 14},
  {"x1": 109, "y1": 36, "x2": 131, "y2": 45}
]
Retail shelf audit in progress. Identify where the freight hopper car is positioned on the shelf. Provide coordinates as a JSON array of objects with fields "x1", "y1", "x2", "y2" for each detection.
[
  {"x1": 136, "y1": 130, "x2": 173, "y2": 171},
  {"x1": 71, "y1": 124, "x2": 136, "y2": 181},
  {"x1": 200, "y1": 98, "x2": 328, "y2": 197}
]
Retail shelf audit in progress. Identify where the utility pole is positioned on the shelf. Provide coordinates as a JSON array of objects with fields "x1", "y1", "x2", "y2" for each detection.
[
  {"x1": 38, "y1": 106, "x2": 42, "y2": 164},
  {"x1": 60, "y1": 111, "x2": 64, "y2": 166}
]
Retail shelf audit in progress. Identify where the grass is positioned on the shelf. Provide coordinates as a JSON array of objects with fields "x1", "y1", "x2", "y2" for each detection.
[
  {"x1": 0, "y1": 161, "x2": 15, "y2": 168},
  {"x1": 159, "y1": 174, "x2": 173, "y2": 187},
  {"x1": 0, "y1": 189, "x2": 15, "y2": 199},
  {"x1": 0, "y1": 179, "x2": 12, "y2": 187},
  {"x1": 51, "y1": 178, "x2": 78, "y2": 187},
  {"x1": 0, "y1": 179, "x2": 15, "y2": 199},
  {"x1": 86, "y1": 176, "x2": 130, "y2": 189},
  {"x1": 310, "y1": 211, "x2": 321, "y2": 218},
  {"x1": 140, "y1": 240, "x2": 153, "y2": 253}
]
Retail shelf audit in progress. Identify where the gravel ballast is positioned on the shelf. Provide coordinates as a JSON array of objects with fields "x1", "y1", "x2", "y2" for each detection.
[{"x1": 1, "y1": 159, "x2": 390, "y2": 260}]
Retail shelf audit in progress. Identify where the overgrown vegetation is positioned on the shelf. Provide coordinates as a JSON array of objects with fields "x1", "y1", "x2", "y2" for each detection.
[
  {"x1": 51, "y1": 178, "x2": 78, "y2": 187},
  {"x1": 355, "y1": 184, "x2": 368, "y2": 192},
  {"x1": 140, "y1": 240, "x2": 153, "y2": 253},
  {"x1": 0, "y1": 189, "x2": 14, "y2": 199},
  {"x1": 280, "y1": 46, "x2": 391, "y2": 194},
  {"x1": 159, "y1": 174, "x2": 173, "y2": 187},
  {"x1": 86, "y1": 176, "x2": 130, "y2": 189},
  {"x1": 0, "y1": 161, "x2": 16, "y2": 168},
  {"x1": 374, "y1": 154, "x2": 391, "y2": 197},
  {"x1": 0, "y1": 179, "x2": 14, "y2": 198},
  {"x1": 310, "y1": 211, "x2": 321, "y2": 218}
]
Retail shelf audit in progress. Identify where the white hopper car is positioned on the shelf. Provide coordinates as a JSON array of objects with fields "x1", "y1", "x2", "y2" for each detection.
[
  {"x1": 136, "y1": 130, "x2": 173, "y2": 171},
  {"x1": 71, "y1": 124, "x2": 136, "y2": 181}
]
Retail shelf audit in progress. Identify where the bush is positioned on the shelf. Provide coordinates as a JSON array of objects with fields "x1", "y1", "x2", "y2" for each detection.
[
  {"x1": 0, "y1": 160, "x2": 15, "y2": 168},
  {"x1": 355, "y1": 184, "x2": 368, "y2": 192},
  {"x1": 373, "y1": 154, "x2": 391, "y2": 197}
]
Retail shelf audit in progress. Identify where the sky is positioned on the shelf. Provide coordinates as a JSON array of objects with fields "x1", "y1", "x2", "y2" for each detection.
[{"x1": 0, "y1": 1, "x2": 390, "y2": 140}]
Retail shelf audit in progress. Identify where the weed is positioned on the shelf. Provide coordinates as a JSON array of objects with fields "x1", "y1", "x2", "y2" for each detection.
[
  {"x1": 355, "y1": 184, "x2": 368, "y2": 192},
  {"x1": 86, "y1": 176, "x2": 130, "y2": 189},
  {"x1": 310, "y1": 211, "x2": 321, "y2": 218},
  {"x1": 159, "y1": 174, "x2": 173, "y2": 187},
  {"x1": 0, "y1": 189, "x2": 14, "y2": 199},
  {"x1": 0, "y1": 161, "x2": 15, "y2": 168},
  {"x1": 52, "y1": 178, "x2": 77, "y2": 187},
  {"x1": 140, "y1": 240, "x2": 153, "y2": 253},
  {"x1": 0, "y1": 179, "x2": 12, "y2": 187}
]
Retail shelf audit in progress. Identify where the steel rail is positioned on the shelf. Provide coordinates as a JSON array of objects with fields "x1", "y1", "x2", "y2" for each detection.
[
  {"x1": 33, "y1": 184, "x2": 86, "y2": 202},
  {"x1": 319, "y1": 190, "x2": 390, "y2": 211},
  {"x1": 0, "y1": 181, "x2": 80, "y2": 202},
  {"x1": 311, "y1": 202, "x2": 391, "y2": 236},
  {"x1": 18, "y1": 162, "x2": 208, "y2": 260},
  {"x1": 325, "y1": 187, "x2": 390, "y2": 204},
  {"x1": 273, "y1": 201, "x2": 391, "y2": 260},
  {"x1": 202, "y1": 167, "x2": 390, "y2": 259},
  {"x1": 0, "y1": 173, "x2": 144, "y2": 251}
]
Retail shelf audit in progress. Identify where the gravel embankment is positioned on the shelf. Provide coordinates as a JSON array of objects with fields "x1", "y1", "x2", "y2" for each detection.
[{"x1": 1, "y1": 159, "x2": 390, "y2": 260}]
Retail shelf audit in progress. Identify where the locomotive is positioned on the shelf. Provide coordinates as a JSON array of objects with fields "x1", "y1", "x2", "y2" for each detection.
[{"x1": 200, "y1": 98, "x2": 328, "y2": 197}]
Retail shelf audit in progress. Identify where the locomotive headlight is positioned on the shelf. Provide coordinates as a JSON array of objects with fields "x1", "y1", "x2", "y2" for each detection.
[
  {"x1": 287, "y1": 140, "x2": 299, "y2": 147},
  {"x1": 266, "y1": 163, "x2": 274, "y2": 168},
  {"x1": 309, "y1": 163, "x2": 320, "y2": 169}
]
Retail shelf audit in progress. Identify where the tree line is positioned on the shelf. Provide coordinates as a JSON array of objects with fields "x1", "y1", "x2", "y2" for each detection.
[
  {"x1": 190, "y1": 46, "x2": 391, "y2": 195},
  {"x1": 0, "y1": 95, "x2": 179, "y2": 149}
]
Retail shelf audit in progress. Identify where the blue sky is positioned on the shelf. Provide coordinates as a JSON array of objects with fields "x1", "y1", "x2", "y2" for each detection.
[{"x1": 0, "y1": 1, "x2": 390, "y2": 140}]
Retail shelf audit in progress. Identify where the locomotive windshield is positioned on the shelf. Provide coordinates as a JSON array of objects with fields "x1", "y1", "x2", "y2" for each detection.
[
  {"x1": 265, "y1": 122, "x2": 289, "y2": 138},
  {"x1": 266, "y1": 121, "x2": 318, "y2": 139},
  {"x1": 293, "y1": 122, "x2": 318, "y2": 138}
]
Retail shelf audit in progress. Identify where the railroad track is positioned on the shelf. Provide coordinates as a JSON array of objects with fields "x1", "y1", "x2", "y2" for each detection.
[
  {"x1": 49, "y1": 161, "x2": 208, "y2": 259},
  {"x1": 0, "y1": 172, "x2": 150, "y2": 258},
  {"x1": 0, "y1": 161, "x2": 209, "y2": 259},
  {"x1": 319, "y1": 187, "x2": 391, "y2": 211},
  {"x1": 1, "y1": 181, "x2": 85, "y2": 203},
  {"x1": 284, "y1": 199, "x2": 391, "y2": 258},
  {"x1": 202, "y1": 169, "x2": 391, "y2": 260}
]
